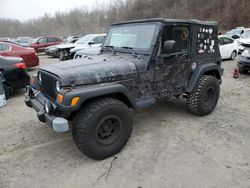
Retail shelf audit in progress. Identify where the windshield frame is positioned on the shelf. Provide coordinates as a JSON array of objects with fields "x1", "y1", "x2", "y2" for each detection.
[{"x1": 102, "y1": 22, "x2": 160, "y2": 55}]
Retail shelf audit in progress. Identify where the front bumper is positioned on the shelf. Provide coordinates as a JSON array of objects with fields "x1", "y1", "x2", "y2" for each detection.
[
  {"x1": 238, "y1": 56, "x2": 250, "y2": 70},
  {"x1": 25, "y1": 87, "x2": 69, "y2": 133},
  {"x1": 45, "y1": 49, "x2": 58, "y2": 57}
]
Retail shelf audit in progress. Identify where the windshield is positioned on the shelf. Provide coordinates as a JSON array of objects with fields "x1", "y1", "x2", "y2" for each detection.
[
  {"x1": 32, "y1": 37, "x2": 40, "y2": 43},
  {"x1": 103, "y1": 24, "x2": 157, "y2": 51},
  {"x1": 17, "y1": 37, "x2": 33, "y2": 44},
  {"x1": 76, "y1": 35, "x2": 95, "y2": 44},
  {"x1": 242, "y1": 30, "x2": 250, "y2": 38}
]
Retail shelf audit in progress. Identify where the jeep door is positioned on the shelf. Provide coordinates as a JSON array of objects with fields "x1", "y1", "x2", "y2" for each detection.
[{"x1": 154, "y1": 25, "x2": 191, "y2": 97}]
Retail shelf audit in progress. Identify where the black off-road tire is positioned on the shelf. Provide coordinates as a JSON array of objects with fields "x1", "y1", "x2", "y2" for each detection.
[
  {"x1": 187, "y1": 75, "x2": 220, "y2": 116},
  {"x1": 72, "y1": 98, "x2": 133, "y2": 160}
]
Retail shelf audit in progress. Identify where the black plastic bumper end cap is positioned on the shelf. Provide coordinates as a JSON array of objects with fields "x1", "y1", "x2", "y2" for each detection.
[
  {"x1": 37, "y1": 111, "x2": 46, "y2": 123},
  {"x1": 25, "y1": 98, "x2": 32, "y2": 108}
]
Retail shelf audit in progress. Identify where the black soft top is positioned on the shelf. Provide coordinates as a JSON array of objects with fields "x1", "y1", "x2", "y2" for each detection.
[{"x1": 111, "y1": 18, "x2": 218, "y2": 27}]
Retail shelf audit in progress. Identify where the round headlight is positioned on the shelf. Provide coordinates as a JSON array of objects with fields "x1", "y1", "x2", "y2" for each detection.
[{"x1": 55, "y1": 80, "x2": 61, "y2": 92}]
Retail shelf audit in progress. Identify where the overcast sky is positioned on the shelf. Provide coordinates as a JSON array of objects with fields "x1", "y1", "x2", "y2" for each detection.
[{"x1": 0, "y1": 0, "x2": 110, "y2": 21}]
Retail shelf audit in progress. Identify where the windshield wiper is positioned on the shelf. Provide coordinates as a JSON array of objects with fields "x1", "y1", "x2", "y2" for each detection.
[
  {"x1": 103, "y1": 45, "x2": 116, "y2": 55},
  {"x1": 120, "y1": 47, "x2": 137, "y2": 57}
]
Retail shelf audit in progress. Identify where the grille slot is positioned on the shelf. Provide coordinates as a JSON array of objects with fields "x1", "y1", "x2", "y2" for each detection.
[{"x1": 39, "y1": 71, "x2": 57, "y2": 99}]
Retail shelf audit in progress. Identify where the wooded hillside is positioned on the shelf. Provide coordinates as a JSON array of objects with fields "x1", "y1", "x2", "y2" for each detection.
[{"x1": 0, "y1": 0, "x2": 249, "y2": 37}]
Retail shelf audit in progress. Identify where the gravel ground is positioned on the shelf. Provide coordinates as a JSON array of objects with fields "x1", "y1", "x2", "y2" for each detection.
[{"x1": 0, "y1": 54, "x2": 249, "y2": 188}]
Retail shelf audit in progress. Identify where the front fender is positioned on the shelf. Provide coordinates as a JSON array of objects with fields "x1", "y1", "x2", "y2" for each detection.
[
  {"x1": 186, "y1": 63, "x2": 222, "y2": 93},
  {"x1": 59, "y1": 83, "x2": 136, "y2": 110}
]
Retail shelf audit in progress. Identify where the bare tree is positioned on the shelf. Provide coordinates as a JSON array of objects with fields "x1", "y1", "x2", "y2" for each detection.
[{"x1": 0, "y1": 0, "x2": 249, "y2": 37}]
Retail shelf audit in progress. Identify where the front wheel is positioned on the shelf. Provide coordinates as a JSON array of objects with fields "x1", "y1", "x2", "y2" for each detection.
[
  {"x1": 230, "y1": 51, "x2": 237, "y2": 60},
  {"x1": 186, "y1": 75, "x2": 220, "y2": 116},
  {"x1": 59, "y1": 50, "x2": 67, "y2": 61},
  {"x1": 72, "y1": 98, "x2": 133, "y2": 160}
]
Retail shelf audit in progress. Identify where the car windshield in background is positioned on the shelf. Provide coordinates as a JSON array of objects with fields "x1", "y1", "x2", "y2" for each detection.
[
  {"x1": 76, "y1": 35, "x2": 95, "y2": 44},
  {"x1": 32, "y1": 38, "x2": 40, "y2": 43},
  {"x1": 17, "y1": 37, "x2": 33, "y2": 44},
  {"x1": 242, "y1": 31, "x2": 250, "y2": 38},
  {"x1": 104, "y1": 24, "x2": 157, "y2": 51}
]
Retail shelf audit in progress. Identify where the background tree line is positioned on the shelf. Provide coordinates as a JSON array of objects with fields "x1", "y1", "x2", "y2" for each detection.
[{"x1": 0, "y1": 0, "x2": 249, "y2": 38}]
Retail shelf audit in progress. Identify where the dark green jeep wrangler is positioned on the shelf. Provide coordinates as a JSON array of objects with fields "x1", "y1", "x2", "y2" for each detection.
[{"x1": 25, "y1": 18, "x2": 223, "y2": 160}]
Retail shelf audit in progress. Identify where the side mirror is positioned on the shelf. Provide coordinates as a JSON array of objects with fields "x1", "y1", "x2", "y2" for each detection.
[
  {"x1": 232, "y1": 35, "x2": 240, "y2": 39},
  {"x1": 88, "y1": 41, "x2": 95, "y2": 45},
  {"x1": 163, "y1": 40, "x2": 176, "y2": 54}
]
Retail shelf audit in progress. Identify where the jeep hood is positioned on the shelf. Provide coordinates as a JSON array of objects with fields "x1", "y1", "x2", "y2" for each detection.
[{"x1": 41, "y1": 55, "x2": 138, "y2": 86}]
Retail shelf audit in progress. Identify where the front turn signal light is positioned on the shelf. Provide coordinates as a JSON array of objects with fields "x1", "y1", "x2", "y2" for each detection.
[
  {"x1": 71, "y1": 97, "x2": 80, "y2": 106},
  {"x1": 57, "y1": 94, "x2": 64, "y2": 103}
]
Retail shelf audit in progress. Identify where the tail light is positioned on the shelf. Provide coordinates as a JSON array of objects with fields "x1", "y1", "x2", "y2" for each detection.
[{"x1": 14, "y1": 62, "x2": 27, "y2": 69}]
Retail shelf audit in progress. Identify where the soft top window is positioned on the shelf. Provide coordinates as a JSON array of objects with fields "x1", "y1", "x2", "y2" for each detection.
[{"x1": 197, "y1": 27, "x2": 216, "y2": 54}]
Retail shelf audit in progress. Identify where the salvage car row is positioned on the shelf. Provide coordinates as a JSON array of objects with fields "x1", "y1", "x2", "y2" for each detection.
[
  {"x1": 1, "y1": 26, "x2": 250, "y2": 100},
  {"x1": 45, "y1": 34, "x2": 105, "y2": 60}
]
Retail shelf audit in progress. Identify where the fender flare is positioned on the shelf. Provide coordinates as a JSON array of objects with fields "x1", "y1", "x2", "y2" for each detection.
[
  {"x1": 186, "y1": 63, "x2": 222, "y2": 93},
  {"x1": 61, "y1": 83, "x2": 137, "y2": 110}
]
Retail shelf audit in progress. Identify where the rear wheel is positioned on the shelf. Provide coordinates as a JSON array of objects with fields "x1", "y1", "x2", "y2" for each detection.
[
  {"x1": 72, "y1": 98, "x2": 133, "y2": 160},
  {"x1": 3, "y1": 84, "x2": 11, "y2": 100},
  {"x1": 187, "y1": 75, "x2": 220, "y2": 116}
]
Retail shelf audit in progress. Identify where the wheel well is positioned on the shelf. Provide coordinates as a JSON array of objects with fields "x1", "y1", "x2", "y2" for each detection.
[
  {"x1": 203, "y1": 70, "x2": 221, "y2": 80},
  {"x1": 68, "y1": 93, "x2": 135, "y2": 121},
  {"x1": 81, "y1": 93, "x2": 134, "y2": 109}
]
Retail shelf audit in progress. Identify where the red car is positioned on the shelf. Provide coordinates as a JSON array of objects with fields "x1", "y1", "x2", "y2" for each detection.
[
  {"x1": 29, "y1": 36, "x2": 63, "y2": 53},
  {"x1": 0, "y1": 41, "x2": 39, "y2": 68}
]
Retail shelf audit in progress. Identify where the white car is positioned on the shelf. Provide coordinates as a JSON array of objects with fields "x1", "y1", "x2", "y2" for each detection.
[
  {"x1": 57, "y1": 34, "x2": 106, "y2": 61},
  {"x1": 218, "y1": 35, "x2": 239, "y2": 60},
  {"x1": 74, "y1": 47, "x2": 101, "y2": 59},
  {"x1": 237, "y1": 29, "x2": 250, "y2": 53}
]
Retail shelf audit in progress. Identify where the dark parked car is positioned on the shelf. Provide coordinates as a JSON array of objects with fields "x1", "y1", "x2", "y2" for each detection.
[
  {"x1": 45, "y1": 37, "x2": 79, "y2": 58},
  {"x1": 238, "y1": 48, "x2": 250, "y2": 74},
  {"x1": 29, "y1": 36, "x2": 63, "y2": 53},
  {"x1": 25, "y1": 18, "x2": 223, "y2": 160},
  {"x1": 0, "y1": 56, "x2": 30, "y2": 99},
  {"x1": 0, "y1": 41, "x2": 39, "y2": 68}
]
